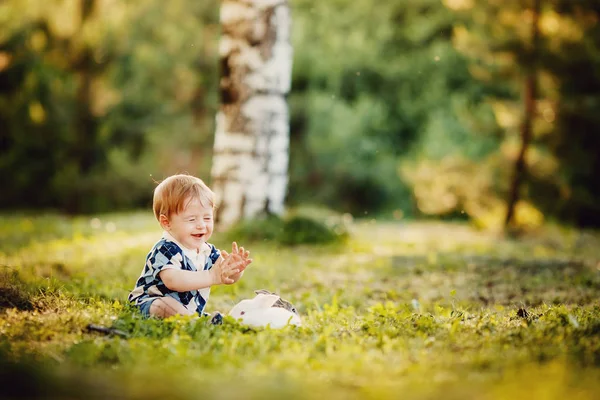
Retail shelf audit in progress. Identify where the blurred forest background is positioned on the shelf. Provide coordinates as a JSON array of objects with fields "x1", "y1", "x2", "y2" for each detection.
[{"x1": 1, "y1": 0, "x2": 599, "y2": 229}]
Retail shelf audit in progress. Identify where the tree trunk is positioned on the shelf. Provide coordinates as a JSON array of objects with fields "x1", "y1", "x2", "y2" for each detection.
[
  {"x1": 504, "y1": 0, "x2": 540, "y2": 229},
  {"x1": 211, "y1": 0, "x2": 292, "y2": 229}
]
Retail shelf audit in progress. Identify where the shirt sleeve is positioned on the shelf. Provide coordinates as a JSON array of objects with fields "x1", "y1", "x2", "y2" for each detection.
[
  {"x1": 150, "y1": 241, "x2": 184, "y2": 279},
  {"x1": 205, "y1": 244, "x2": 221, "y2": 270}
]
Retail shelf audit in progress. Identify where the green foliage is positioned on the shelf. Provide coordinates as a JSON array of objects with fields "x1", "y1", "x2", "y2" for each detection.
[
  {"x1": 0, "y1": 0, "x2": 219, "y2": 213},
  {"x1": 224, "y1": 214, "x2": 286, "y2": 243},
  {"x1": 288, "y1": 0, "x2": 488, "y2": 216},
  {"x1": 446, "y1": 0, "x2": 600, "y2": 228},
  {"x1": 280, "y1": 216, "x2": 341, "y2": 245},
  {"x1": 1, "y1": 0, "x2": 600, "y2": 227},
  {"x1": 223, "y1": 211, "x2": 348, "y2": 246},
  {"x1": 533, "y1": 0, "x2": 600, "y2": 227}
]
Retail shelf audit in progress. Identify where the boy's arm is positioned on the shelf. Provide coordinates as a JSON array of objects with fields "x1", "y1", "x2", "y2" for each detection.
[
  {"x1": 159, "y1": 269, "x2": 217, "y2": 292},
  {"x1": 159, "y1": 252, "x2": 246, "y2": 292}
]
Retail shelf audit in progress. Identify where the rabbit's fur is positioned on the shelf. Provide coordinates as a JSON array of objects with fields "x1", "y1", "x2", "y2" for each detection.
[
  {"x1": 254, "y1": 289, "x2": 299, "y2": 315},
  {"x1": 228, "y1": 291, "x2": 302, "y2": 329}
]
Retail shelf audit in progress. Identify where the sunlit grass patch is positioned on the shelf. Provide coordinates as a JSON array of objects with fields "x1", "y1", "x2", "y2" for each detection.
[
  {"x1": 0, "y1": 211, "x2": 599, "y2": 399},
  {"x1": 0, "y1": 211, "x2": 156, "y2": 253}
]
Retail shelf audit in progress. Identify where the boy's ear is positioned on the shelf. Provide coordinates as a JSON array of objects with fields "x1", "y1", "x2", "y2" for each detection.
[
  {"x1": 253, "y1": 293, "x2": 280, "y2": 309},
  {"x1": 159, "y1": 214, "x2": 170, "y2": 230}
]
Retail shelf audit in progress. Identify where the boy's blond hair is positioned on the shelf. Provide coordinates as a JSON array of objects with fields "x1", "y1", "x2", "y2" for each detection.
[{"x1": 153, "y1": 174, "x2": 215, "y2": 220}]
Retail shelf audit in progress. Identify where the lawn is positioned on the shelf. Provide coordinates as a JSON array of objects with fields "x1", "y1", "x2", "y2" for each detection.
[{"x1": 1, "y1": 212, "x2": 599, "y2": 399}]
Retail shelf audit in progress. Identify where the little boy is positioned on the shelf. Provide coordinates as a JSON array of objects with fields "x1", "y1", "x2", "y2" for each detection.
[{"x1": 128, "y1": 174, "x2": 252, "y2": 318}]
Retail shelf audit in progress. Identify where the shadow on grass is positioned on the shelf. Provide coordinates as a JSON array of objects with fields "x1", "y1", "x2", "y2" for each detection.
[
  {"x1": 383, "y1": 254, "x2": 599, "y2": 306},
  {"x1": 0, "y1": 270, "x2": 36, "y2": 312},
  {"x1": 0, "y1": 341, "x2": 118, "y2": 400}
]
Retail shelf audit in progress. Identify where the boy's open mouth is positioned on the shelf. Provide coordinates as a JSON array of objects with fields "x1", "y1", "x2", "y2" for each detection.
[{"x1": 192, "y1": 233, "x2": 204, "y2": 239}]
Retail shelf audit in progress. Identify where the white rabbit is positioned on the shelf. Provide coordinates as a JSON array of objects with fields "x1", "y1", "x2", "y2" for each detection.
[{"x1": 228, "y1": 293, "x2": 302, "y2": 329}]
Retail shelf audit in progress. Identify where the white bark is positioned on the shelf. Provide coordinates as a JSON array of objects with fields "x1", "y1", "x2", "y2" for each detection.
[{"x1": 211, "y1": 0, "x2": 292, "y2": 228}]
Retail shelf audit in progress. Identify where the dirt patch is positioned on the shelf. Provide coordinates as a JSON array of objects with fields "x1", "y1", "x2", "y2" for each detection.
[{"x1": 0, "y1": 285, "x2": 34, "y2": 311}]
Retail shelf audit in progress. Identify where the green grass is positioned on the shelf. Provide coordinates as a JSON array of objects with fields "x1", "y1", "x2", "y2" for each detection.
[{"x1": 1, "y1": 212, "x2": 599, "y2": 399}]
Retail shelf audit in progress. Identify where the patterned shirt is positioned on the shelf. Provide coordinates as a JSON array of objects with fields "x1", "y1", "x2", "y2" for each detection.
[{"x1": 128, "y1": 233, "x2": 221, "y2": 316}]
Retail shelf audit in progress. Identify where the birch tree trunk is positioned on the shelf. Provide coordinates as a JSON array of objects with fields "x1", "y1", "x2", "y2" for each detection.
[{"x1": 211, "y1": 0, "x2": 292, "y2": 228}]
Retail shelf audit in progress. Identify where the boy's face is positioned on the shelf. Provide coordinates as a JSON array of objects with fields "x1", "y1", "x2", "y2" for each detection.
[{"x1": 160, "y1": 197, "x2": 214, "y2": 251}]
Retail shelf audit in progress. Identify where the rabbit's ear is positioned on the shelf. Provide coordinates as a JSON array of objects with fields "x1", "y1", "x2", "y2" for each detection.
[
  {"x1": 254, "y1": 289, "x2": 272, "y2": 295},
  {"x1": 253, "y1": 293, "x2": 280, "y2": 309}
]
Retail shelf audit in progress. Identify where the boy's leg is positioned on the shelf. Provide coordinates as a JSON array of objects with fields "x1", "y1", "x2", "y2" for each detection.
[{"x1": 149, "y1": 297, "x2": 194, "y2": 318}]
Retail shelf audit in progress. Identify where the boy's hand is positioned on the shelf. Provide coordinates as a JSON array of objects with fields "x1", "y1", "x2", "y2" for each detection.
[
  {"x1": 210, "y1": 244, "x2": 252, "y2": 285},
  {"x1": 229, "y1": 242, "x2": 252, "y2": 283},
  {"x1": 210, "y1": 252, "x2": 242, "y2": 285}
]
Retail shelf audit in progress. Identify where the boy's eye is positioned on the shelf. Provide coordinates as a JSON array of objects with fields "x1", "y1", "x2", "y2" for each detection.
[
  {"x1": 188, "y1": 218, "x2": 196, "y2": 222},
  {"x1": 204, "y1": 217, "x2": 212, "y2": 221}
]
